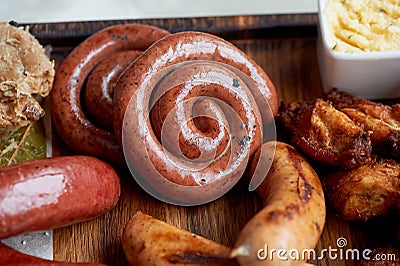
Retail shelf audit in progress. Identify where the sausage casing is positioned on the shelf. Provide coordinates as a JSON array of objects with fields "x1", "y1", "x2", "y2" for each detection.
[
  {"x1": 113, "y1": 31, "x2": 278, "y2": 205},
  {"x1": 84, "y1": 50, "x2": 141, "y2": 131},
  {"x1": 233, "y1": 141, "x2": 326, "y2": 266},
  {"x1": 50, "y1": 24, "x2": 169, "y2": 165},
  {"x1": 0, "y1": 156, "x2": 120, "y2": 239}
]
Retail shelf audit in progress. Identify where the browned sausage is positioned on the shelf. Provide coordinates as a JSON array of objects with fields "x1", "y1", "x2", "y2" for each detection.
[
  {"x1": 50, "y1": 24, "x2": 169, "y2": 166},
  {"x1": 84, "y1": 50, "x2": 141, "y2": 131},
  {"x1": 113, "y1": 31, "x2": 278, "y2": 205},
  {"x1": 0, "y1": 242, "x2": 107, "y2": 265},
  {"x1": 232, "y1": 141, "x2": 326, "y2": 266},
  {"x1": 0, "y1": 156, "x2": 120, "y2": 239}
]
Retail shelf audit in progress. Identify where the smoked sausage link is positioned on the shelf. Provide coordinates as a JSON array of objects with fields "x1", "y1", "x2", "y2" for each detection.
[{"x1": 0, "y1": 156, "x2": 121, "y2": 240}]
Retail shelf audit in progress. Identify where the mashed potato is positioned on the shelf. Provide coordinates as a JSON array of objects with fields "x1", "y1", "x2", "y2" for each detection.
[
  {"x1": 324, "y1": 0, "x2": 400, "y2": 52},
  {"x1": 0, "y1": 22, "x2": 54, "y2": 137}
]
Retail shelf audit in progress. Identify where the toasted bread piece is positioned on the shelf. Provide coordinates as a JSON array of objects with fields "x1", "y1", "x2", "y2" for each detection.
[{"x1": 0, "y1": 22, "x2": 54, "y2": 137}]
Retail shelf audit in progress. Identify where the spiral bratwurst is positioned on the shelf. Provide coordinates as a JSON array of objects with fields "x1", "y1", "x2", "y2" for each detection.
[{"x1": 113, "y1": 31, "x2": 278, "y2": 205}]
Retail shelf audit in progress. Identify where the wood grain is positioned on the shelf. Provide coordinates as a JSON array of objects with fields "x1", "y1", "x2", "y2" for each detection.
[
  {"x1": 18, "y1": 13, "x2": 317, "y2": 45},
  {"x1": 22, "y1": 15, "x2": 398, "y2": 266}
]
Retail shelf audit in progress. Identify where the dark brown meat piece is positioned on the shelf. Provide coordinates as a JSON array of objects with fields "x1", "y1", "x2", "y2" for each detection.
[
  {"x1": 323, "y1": 157, "x2": 400, "y2": 221},
  {"x1": 326, "y1": 89, "x2": 400, "y2": 158},
  {"x1": 279, "y1": 98, "x2": 372, "y2": 169}
]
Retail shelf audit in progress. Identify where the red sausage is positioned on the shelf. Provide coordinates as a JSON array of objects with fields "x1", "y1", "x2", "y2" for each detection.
[
  {"x1": 0, "y1": 156, "x2": 120, "y2": 240},
  {"x1": 0, "y1": 243, "x2": 107, "y2": 265},
  {"x1": 84, "y1": 50, "x2": 141, "y2": 131},
  {"x1": 113, "y1": 31, "x2": 278, "y2": 205},
  {"x1": 114, "y1": 31, "x2": 278, "y2": 141},
  {"x1": 50, "y1": 24, "x2": 169, "y2": 166}
]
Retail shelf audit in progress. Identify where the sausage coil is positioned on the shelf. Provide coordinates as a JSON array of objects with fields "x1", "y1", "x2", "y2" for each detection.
[
  {"x1": 113, "y1": 31, "x2": 278, "y2": 205},
  {"x1": 50, "y1": 24, "x2": 169, "y2": 165},
  {"x1": 84, "y1": 50, "x2": 141, "y2": 131}
]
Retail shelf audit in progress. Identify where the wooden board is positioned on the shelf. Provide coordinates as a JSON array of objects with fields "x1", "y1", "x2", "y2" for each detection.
[{"x1": 16, "y1": 14, "x2": 399, "y2": 266}]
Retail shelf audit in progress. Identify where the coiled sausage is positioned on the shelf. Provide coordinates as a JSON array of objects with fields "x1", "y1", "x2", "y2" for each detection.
[
  {"x1": 50, "y1": 24, "x2": 169, "y2": 165},
  {"x1": 113, "y1": 31, "x2": 278, "y2": 205},
  {"x1": 84, "y1": 50, "x2": 141, "y2": 131}
]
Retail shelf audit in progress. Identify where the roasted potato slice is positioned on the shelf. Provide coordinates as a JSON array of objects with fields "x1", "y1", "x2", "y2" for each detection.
[{"x1": 122, "y1": 212, "x2": 238, "y2": 266}]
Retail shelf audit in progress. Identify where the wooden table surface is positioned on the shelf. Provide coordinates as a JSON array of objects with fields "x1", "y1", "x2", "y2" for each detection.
[{"x1": 22, "y1": 14, "x2": 399, "y2": 266}]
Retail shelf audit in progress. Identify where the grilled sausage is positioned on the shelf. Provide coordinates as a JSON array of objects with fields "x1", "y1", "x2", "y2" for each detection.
[
  {"x1": 232, "y1": 141, "x2": 326, "y2": 265},
  {"x1": 0, "y1": 156, "x2": 120, "y2": 239},
  {"x1": 50, "y1": 24, "x2": 169, "y2": 166},
  {"x1": 113, "y1": 31, "x2": 278, "y2": 205}
]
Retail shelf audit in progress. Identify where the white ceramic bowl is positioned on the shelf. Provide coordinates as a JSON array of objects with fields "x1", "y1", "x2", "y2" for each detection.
[{"x1": 317, "y1": 0, "x2": 400, "y2": 99}]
